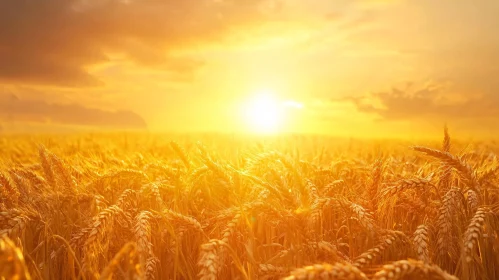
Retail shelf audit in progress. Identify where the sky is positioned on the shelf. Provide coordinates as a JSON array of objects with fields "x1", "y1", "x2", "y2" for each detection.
[{"x1": 1, "y1": 0, "x2": 499, "y2": 137}]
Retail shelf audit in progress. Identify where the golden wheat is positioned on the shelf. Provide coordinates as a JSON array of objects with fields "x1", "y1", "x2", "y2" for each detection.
[
  {"x1": 462, "y1": 206, "x2": 492, "y2": 262},
  {"x1": 0, "y1": 236, "x2": 31, "y2": 280},
  {"x1": 412, "y1": 224, "x2": 430, "y2": 263},
  {"x1": 0, "y1": 129, "x2": 497, "y2": 279},
  {"x1": 283, "y1": 262, "x2": 368, "y2": 280},
  {"x1": 372, "y1": 259, "x2": 458, "y2": 280}
]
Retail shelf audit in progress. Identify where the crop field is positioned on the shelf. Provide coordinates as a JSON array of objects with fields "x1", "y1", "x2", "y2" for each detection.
[{"x1": 0, "y1": 129, "x2": 498, "y2": 280}]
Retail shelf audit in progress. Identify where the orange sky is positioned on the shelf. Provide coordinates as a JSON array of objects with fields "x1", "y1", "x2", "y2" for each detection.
[{"x1": 1, "y1": 0, "x2": 499, "y2": 137}]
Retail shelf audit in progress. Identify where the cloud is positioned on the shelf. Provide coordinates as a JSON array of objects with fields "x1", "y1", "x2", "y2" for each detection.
[
  {"x1": 0, "y1": 94, "x2": 147, "y2": 128},
  {"x1": 0, "y1": 0, "x2": 278, "y2": 87},
  {"x1": 338, "y1": 82, "x2": 499, "y2": 121}
]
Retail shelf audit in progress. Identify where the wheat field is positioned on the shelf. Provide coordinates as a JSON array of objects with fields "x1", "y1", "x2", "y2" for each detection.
[{"x1": 0, "y1": 129, "x2": 498, "y2": 280}]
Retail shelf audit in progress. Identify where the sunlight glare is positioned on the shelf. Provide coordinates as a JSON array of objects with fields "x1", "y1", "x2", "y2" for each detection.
[{"x1": 245, "y1": 90, "x2": 283, "y2": 134}]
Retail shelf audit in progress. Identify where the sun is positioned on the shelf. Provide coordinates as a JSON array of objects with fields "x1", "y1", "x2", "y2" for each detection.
[{"x1": 244, "y1": 90, "x2": 283, "y2": 134}]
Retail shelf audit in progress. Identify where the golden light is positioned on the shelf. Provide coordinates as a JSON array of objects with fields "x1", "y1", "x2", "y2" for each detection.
[
  {"x1": 244, "y1": 90, "x2": 283, "y2": 133},
  {"x1": 243, "y1": 90, "x2": 304, "y2": 134}
]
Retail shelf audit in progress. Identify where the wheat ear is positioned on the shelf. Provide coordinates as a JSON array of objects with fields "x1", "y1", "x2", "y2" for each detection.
[
  {"x1": 372, "y1": 259, "x2": 457, "y2": 280},
  {"x1": 283, "y1": 262, "x2": 369, "y2": 280}
]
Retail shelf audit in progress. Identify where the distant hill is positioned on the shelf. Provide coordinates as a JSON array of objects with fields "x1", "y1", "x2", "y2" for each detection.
[
  {"x1": 0, "y1": 94, "x2": 147, "y2": 131},
  {"x1": 0, "y1": 121, "x2": 148, "y2": 134}
]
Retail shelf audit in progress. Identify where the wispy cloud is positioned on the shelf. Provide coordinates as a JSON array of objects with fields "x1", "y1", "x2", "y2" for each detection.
[
  {"x1": 337, "y1": 81, "x2": 499, "y2": 121},
  {"x1": 0, "y1": 0, "x2": 279, "y2": 87}
]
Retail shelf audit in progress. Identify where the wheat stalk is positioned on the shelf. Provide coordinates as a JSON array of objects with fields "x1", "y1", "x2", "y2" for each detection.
[
  {"x1": 49, "y1": 153, "x2": 77, "y2": 194},
  {"x1": 83, "y1": 205, "x2": 125, "y2": 273},
  {"x1": 440, "y1": 125, "x2": 452, "y2": 191},
  {"x1": 283, "y1": 262, "x2": 369, "y2": 280},
  {"x1": 39, "y1": 145, "x2": 56, "y2": 188},
  {"x1": 412, "y1": 224, "x2": 430, "y2": 262},
  {"x1": 372, "y1": 259, "x2": 458, "y2": 280},
  {"x1": 466, "y1": 189, "x2": 479, "y2": 215},
  {"x1": 462, "y1": 206, "x2": 492, "y2": 263},
  {"x1": 170, "y1": 141, "x2": 192, "y2": 170},
  {"x1": 134, "y1": 211, "x2": 155, "y2": 273},
  {"x1": 163, "y1": 209, "x2": 203, "y2": 233},
  {"x1": 435, "y1": 187, "x2": 464, "y2": 262},
  {"x1": 413, "y1": 146, "x2": 478, "y2": 190},
  {"x1": 353, "y1": 231, "x2": 410, "y2": 269},
  {"x1": 258, "y1": 263, "x2": 290, "y2": 278},
  {"x1": 99, "y1": 242, "x2": 138, "y2": 280},
  {"x1": 0, "y1": 172, "x2": 19, "y2": 208},
  {"x1": 379, "y1": 176, "x2": 432, "y2": 198},
  {"x1": 0, "y1": 209, "x2": 29, "y2": 239},
  {"x1": 0, "y1": 236, "x2": 31, "y2": 280},
  {"x1": 322, "y1": 180, "x2": 346, "y2": 197},
  {"x1": 198, "y1": 239, "x2": 226, "y2": 280}
]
